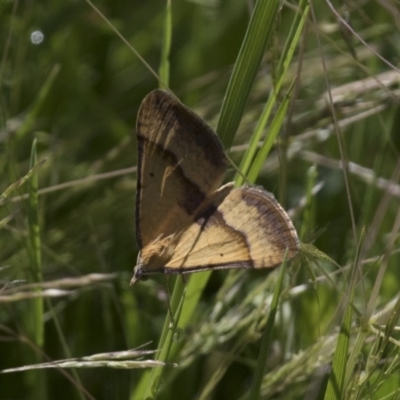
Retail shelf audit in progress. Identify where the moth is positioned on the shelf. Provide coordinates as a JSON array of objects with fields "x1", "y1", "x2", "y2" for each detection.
[{"x1": 131, "y1": 90, "x2": 299, "y2": 284}]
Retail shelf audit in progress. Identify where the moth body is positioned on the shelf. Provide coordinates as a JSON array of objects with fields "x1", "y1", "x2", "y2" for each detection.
[{"x1": 131, "y1": 90, "x2": 299, "y2": 285}]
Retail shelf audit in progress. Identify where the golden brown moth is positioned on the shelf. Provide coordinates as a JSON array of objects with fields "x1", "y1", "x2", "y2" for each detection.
[{"x1": 131, "y1": 90, "x2": 299, "y2": 284}]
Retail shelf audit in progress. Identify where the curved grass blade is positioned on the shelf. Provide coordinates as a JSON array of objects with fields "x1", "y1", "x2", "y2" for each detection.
[{"x1": 235, "y1": 0, "x2": 309, "y2": 185}]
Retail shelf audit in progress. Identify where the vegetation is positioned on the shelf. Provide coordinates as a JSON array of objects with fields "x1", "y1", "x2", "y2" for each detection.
[{"x1": 1, "y1": 1, "x2": 400, "y2": 399}]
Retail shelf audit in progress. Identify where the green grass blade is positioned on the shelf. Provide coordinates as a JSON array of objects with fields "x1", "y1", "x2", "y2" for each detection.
[
  {"x1": 168, "y1": 271, "x2": 210, "y2": 359},
  {"x1": 130, "y1": 278, "x2": 186, "y2": 400},
  {"x1": 324, "y1": 246, "x2": 361, "y2": 400},
  {"x1": 299, "y1": 165, "x2": 318, "y2": 239},
  {"x1": 248, "y1": 254, "x2": 288, "y2": 400},
  {"x1": 235, "y1": 0, "x2": 309, "y2": 185},
  {"x1": 24, "y1": 139, "x2": 46, "y2": 399},
  {"x1": 217, "y1": 0, "x2": 281, "y2": 148},
  {"x1": 27, "y1": 139, "x2": 43, "y2": 343},
  {"x1": 0, "y1": 159, "x2": 46, "y2": 203},
  {"x1": 246, "y1": 81, "x2": 294, "y2": 183},
  {"x1": 324, "y1": 300, "x2": 353, "y2": 400},
  {"x1": 158, "y1": 0, "x2": 171, "y2": 89}
]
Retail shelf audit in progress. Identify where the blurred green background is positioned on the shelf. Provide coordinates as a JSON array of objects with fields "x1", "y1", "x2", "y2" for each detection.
[{"x1": 1, "y1": 1, "x2": 400, "y2": 399}]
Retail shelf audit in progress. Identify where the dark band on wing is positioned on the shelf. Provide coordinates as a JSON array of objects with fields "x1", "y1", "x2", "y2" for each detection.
[
  {"x1": 137, "y1": 134, "x2": 207, "y2": 218},
  {"x1": 240, "y1": 186, "x2": 299, "y2": 253},
  {"x1": 194, "y1": 203, "x2": 255, "y2": 268}
]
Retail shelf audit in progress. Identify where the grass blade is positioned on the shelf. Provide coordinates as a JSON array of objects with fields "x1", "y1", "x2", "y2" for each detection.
[
  {"x1": 158, "y1": 0, "x2": 171, "y2": 89},
  {"x1": 217, "y1": 0, "x2": 281, "y2": 148},
  {"x1": 246, "y1": 81, "x2": 294, "y2": 183},
  {"x1": 248, "y1": 254, "x2": 288, "y2": 400},
  {"x1": 24, "y1": 139, "x2": 46, "y2": 399},
  {"x1": 235, "y1": 0, "x2": 310, "y2": 185}
]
